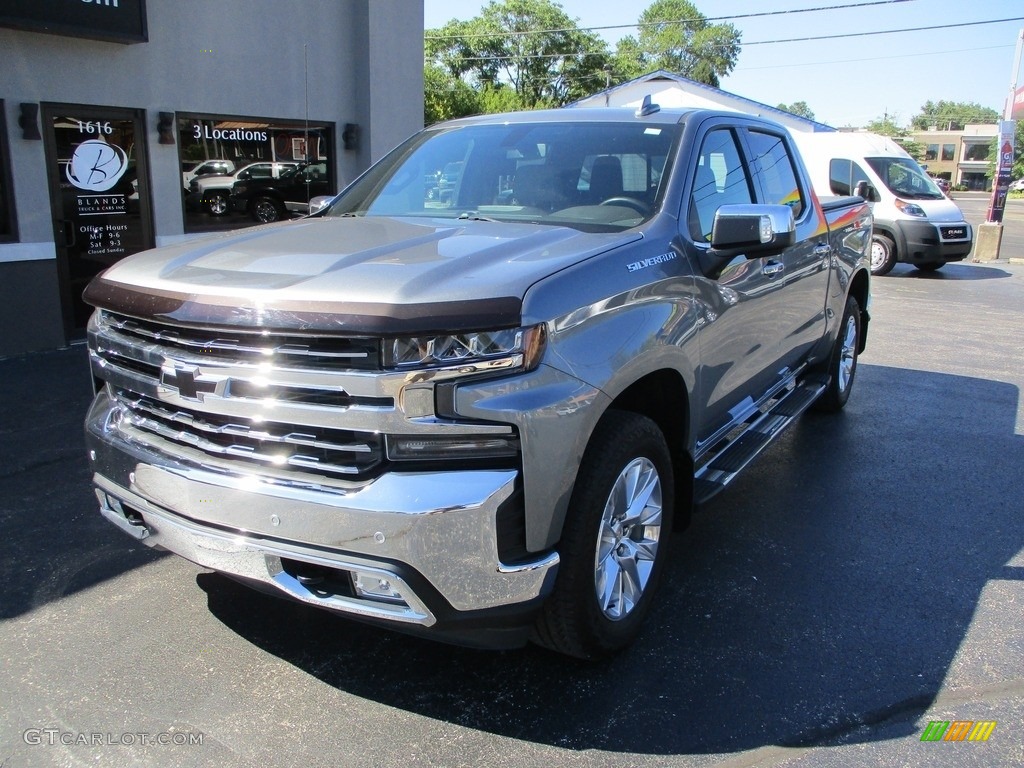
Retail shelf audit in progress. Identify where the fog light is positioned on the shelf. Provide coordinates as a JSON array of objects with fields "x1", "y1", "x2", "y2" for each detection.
[{"x1": 352, "y1": 570, "x2": 407, "y2": 604}]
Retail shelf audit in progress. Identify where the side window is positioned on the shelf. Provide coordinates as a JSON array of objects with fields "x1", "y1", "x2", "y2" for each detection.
[
  {"x1": 747, "y1": 130, "x2": 805, "y2": 219},
  {"x1": 829, "y1": 158, "x2": 851, "y2": 195},
  {"x1": 688, "y1": 129, "x2": 754, "y2": 242},
  {"x1": 851, "y1": 161, "x2": 871, "y2": 195}
]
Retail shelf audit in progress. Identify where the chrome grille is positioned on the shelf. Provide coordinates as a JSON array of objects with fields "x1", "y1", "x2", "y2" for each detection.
[
  {"x1": 114, "y1": 391, "x2": 382, "y2": 477},
  {"x1": 102, "y1": 311, "x2": 381, "y2": 371},
  {"x1": 90, "y1": 310, "x2": 392, "y2": 481}
]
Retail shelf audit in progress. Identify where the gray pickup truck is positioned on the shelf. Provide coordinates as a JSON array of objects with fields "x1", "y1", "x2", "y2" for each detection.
[{"x1": 84, "y1": 105, "x2": 871, "y2": 658}]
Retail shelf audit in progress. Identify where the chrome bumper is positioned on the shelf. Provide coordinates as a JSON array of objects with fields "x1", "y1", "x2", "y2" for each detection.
[{"x1": 85, "y1": 394, "x2": 558, "y2": 628}]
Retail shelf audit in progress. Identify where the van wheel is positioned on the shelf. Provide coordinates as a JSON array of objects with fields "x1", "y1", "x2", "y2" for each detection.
[
  {"x1": 532, "y1": 411, "x2": 674, "y2": 659},
  {"x1": 870, "y1": 234, "x2": 897, "y2": 276},
  {"x1": 915, "y1": 262, "x2": 943, "y2": 272}
]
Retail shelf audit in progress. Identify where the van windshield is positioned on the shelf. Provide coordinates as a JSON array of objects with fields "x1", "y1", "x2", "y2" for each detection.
[
  {"x1": 321, "y1": 121, "x2": 681, "y2": 232},
  {"x1": 865, "y1": 156, "x2": 945, "y2": 200}
]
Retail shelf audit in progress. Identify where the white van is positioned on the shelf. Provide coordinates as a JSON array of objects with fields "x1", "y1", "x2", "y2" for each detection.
[{"x1": 791, "y1": 131, "x2": 973, "y2": 275}]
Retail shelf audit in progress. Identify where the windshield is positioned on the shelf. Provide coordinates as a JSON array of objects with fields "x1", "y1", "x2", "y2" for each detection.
[
  {"x1": 321, "y1": 121, "x2": 681, "y2": 232},
  {"x1": 865, "y1": 156, "x2": 945, "y2": 200}
]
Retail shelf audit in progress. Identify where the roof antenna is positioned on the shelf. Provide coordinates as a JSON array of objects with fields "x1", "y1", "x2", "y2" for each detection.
[{"x1": 635, "y1": 94, "x2": 661, "y2": 117}]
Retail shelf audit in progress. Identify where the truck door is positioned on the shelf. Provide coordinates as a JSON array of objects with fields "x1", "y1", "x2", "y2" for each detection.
[
  {"x1": 685, "y1": 125, "x2": 789, "y2": 441},
  {"x1": 744, "y1": 128, "x2": 830, "y2": 368}
]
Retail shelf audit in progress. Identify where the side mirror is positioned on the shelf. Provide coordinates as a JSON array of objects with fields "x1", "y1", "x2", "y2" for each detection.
[
  {"x1": 854, "y1": 181, "x2": 878, "y2": 202},
  {"x1": 709, "y1": 204, "x2": 796, "y2": 260},
  {"x1": 307, "y1": 195, "x2": 335, "y2": 215}
]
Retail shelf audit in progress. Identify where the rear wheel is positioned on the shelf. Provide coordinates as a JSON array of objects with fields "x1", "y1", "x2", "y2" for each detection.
[
  {"x1": 533, "y1": 411, "x2": 674, "y2": 659},
  {"x1": 814, "y1": 295, "x2": 861, "y2": 412},
  {"x1": 870, "y1": 234, "x2": 897, "y2": 276}
]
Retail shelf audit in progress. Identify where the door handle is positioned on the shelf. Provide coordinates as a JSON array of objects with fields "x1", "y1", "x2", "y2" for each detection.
[
  {"x1": 763, "y1": 260, "x2": 784, "y2": 277},
  {"x1": 813, "y1": 243, "x2": 832, "y2": 258}
]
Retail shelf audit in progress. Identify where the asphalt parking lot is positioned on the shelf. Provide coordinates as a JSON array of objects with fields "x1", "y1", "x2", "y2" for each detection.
[{"x1": 1, "y1": 201, "x2": 1022, "y2": 768}]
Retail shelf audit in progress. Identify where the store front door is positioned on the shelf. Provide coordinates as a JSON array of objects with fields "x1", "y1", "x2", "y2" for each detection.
[{"x1": 43, "y1": 104, "x2": 154, "y2": 340}]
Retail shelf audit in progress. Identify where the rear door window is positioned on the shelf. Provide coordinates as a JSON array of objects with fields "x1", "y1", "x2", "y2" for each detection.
[{"x1": 746, "y1": 130, "x2": 805, "y2": 219}]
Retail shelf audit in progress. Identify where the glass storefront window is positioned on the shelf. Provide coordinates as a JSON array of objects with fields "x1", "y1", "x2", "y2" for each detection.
[
  {"x1": 0, "y1": 100, "x2": 17, "y2": 241},
  {"x1": 941, "y1": 143, "x2": 956, "y2": 161},
  {"x1": 963, "y1": 143, "x2": 990, "y2": 161},
  {"x1": 177, "y1": 114, "x2": 334, "y2": 233}
]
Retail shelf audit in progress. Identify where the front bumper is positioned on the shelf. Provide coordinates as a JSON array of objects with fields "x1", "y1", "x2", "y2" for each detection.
[
  {"x1": 86, "y1": 393, "x2": 559, "y2": 647},
  {"x1": 893, "y1": 219, "x2": 973, "y2": 264}
]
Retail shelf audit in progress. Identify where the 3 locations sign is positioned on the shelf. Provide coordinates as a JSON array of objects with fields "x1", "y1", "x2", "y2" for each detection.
[{"x1": 0, "y1": 0, "x2": 147, "y2": 44}]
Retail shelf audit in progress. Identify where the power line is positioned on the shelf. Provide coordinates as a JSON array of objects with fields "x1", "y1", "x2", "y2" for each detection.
[
  {"x1": 428, "y1": 17, "x2": 1024, "y2": 64},
  {"x1": 425, "y1": 0, "x2": 917, "y2": 41},
  {"x1": 746, "y1": 16, "x2": 1024, "y2": 45},
  {"x1": 738, "y1": 42, "x2": 1016, "y2": 70}
]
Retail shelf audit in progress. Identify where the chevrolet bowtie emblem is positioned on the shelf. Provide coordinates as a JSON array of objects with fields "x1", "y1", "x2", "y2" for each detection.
[{"x1": 160, "y1": 362, "x2": 220, "y2": 402}]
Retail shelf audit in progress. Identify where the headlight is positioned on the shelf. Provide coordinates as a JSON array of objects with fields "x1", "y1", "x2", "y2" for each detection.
[
  {"x1": 384, "y1": 324, "x2": 546, "y2": 372},
  {"x1": 894, "y1": 198, "x2": 927, "y2": 217}
]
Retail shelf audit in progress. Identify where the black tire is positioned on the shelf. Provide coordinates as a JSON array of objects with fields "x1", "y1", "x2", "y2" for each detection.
[
  {"x1": 814, "y1": 294, "x2": 861, "y2": 412},
  {"x1": 533, "y1": 410, "x2": 674, "y2": 659},
  {"x1": 915, "y1": 261, "x2": 944, "y2": 272},
  {"x1": 205, "y1": 191, "x2": 229, "y2": 216},
  {"x1": 252, "y1": 195, "x2": 285, "y2": 223},
  {"x1": 869, "y1": 233, "x2": 897, "y2": 276}
]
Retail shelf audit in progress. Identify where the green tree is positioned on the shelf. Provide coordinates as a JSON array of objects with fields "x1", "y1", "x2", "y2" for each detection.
[
  {"x1": 425, "y1": 0, "x2": 610, "y2": 109},
  {"x1": 911, "y1": 100, "x2": 1000, "y2": 131},
  {"x1": 424, "y1": 64, "x2": 481, "y2": 125},
  {"x1": 776, "y1": 101, "x2": 815, "y2": 121},
  {"x1": 613, "y1": 0, "x2": 740, "y2": 87},
  {"x1": 865, "y1": 114, "x2": 925, "y2": 161}
]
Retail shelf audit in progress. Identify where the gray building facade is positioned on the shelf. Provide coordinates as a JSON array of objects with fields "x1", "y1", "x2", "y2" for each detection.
[{"x1": 1, "y1": 0, "x2": 424, "y2": 356}]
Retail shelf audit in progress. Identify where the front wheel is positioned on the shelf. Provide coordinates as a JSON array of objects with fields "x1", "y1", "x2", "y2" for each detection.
[
  {"x1": 814, "y1": 294, "x2": 861, "y2": 412},
  {"x1": 870, "y1": 234, "x2": 897, "y2": 276},
  {"x1": 251, "y1": 195, "x2": 285, "y2": 223},
  {"x1": 205, "y1": 191, "x2": 229, "y2": 216},
  {"x1": 533, "y1": 411, "x2": 674, "y2": 659}
]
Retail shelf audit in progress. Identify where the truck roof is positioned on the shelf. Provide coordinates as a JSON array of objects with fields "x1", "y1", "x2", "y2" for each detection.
[{"x1": 436, "y1": 106, "x2": 782, "y2": 130}]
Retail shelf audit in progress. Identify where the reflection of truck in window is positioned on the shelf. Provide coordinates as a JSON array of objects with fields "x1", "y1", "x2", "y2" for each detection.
[
  {"x1": 228, "y1": 162, "x2": 332, "y2": 222},
  {"x1": 187, "y1": 162, "x2": 297, "y2": 216},
  {"x1": 791, "y1": 131, "x2": 973, "y2": 275},
  {"x1": 84, "y1": 107, "x2": 871, "y2": 659}
]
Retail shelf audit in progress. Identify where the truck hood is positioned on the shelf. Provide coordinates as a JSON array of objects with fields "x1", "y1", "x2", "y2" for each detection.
[{"x1": 85, "y1": 216, "x2": 641, "y2": 334}]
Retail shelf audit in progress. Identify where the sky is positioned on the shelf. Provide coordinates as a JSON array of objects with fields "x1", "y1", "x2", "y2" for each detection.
[{"x1": 423, "y1": 0, "x2": 1024, "y2": 128}]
